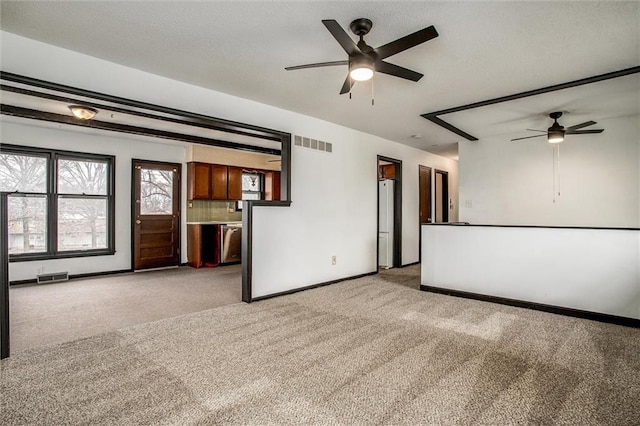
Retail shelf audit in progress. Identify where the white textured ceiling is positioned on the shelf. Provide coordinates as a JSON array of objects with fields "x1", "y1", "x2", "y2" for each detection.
[{"x1": 1, "y1": 1, "x2": 639, "y2": 159}]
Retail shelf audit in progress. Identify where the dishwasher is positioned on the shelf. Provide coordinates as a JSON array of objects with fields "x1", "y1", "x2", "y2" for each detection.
[{"x1": 220, "y1": 224, "x2": 242, "y2": 264}]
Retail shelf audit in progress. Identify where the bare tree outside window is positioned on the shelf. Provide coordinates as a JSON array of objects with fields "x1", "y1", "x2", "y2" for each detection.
[
  {"x1": 58, "y1": 158, "x2": 107, "y2": 195},
  {"x1": 0, "y1": 153, "x2": 47, "y2": 192},
  {"x1": 0, "y1": 147, "x2": 114, "y2": 258},
  {"x1": 140, "y1": 168, "x2": 173, "y2": 215},
  {"x1": 0, "y1": 153, "x2": 48, "y2": 254},
  {"x1": 57, "y1": 159, "x2": 108, "y2": 251}
]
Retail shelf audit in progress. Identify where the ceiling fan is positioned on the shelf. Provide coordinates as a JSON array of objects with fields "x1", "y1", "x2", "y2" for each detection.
[
  {"x1": 285, "y1": 18, "x2": 439, "y2": 94},
  {"x1": 511, "y1": 112, "x2": 604, "y2": 143}
]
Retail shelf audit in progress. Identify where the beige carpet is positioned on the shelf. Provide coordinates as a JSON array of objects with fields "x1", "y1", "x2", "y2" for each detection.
[
  {"x1": 9, "y1": 265, "x2": 241, "y2": 352},
  {"x1": 2, "y1": 266, "x2": 639, "y2": 425}
]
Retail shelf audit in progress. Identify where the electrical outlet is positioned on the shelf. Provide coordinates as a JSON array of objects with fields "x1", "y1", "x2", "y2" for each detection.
[{"x1": 331, "y1": 255, "x2": 337, "y2": 265}]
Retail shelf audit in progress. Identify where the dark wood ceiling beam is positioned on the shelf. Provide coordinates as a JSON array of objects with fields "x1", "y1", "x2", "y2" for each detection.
[
  {"x1": 421, "y1": 65, "x2": 640, "y2": 141},
  {"x1": 422, "y1": 115, "x2": 478, "y2": 141},
  {"x1": 1, "y1": 83, "x2": 281, "y2": 144},
  {"x1": 1, "y1": 71, "x2": 286, "y2": 142},
  {"x1": 1, "y1": 104, "x2": 281, "y2": 156}
]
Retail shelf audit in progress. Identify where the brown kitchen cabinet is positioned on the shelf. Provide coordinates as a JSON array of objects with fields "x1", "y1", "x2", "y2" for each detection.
[
  {"x1": 378, "y1": 164, "x2": 396, "y2": 180},
  {"x1": 187, "y1": 224, "x2": 203, "y2": 268},
  {"x1": 188, "y1": 162, "x2": 279, "y2": 201},
  {"x1": 187, "y1": 162, "x2": 231, "y2": 201},
  {"x1": 264, "y1": 171, "x2": 281, "y2": 201},
  {"x1": 210, "y1": 164, "x2": 228, "y2": 200},
  {"x1": 187, "y1": 224, "x2": 220, "y2": 268},
  {"x1": 227, "y1": 166, "x2": 243, "y2": 200},
  {"x1": 187, "y1": 162, "x2": 212, "y2": 200}
]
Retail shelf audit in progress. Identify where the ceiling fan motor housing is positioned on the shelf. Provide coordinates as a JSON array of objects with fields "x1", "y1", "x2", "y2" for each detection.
[
  {"x1": 350, "y1": 55, "x2": 375, "y2": 70},
  {"x1": 350, "y1": 18, "x2": 373, "y2": 36}
]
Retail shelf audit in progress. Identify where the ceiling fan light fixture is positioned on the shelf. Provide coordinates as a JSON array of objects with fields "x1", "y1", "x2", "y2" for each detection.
[
  {"x1": 68, "y1": 105, "x2": 98, "y2": 120},
  {"x1": 547, "y1": 128, "x2": 565, "y2": 144},
  {"x1": 547, "y1": 117, "x2": 565, "y2": 143},
  {"x1": 349, "y1": 58, "x2": 374, "y2": 82}
]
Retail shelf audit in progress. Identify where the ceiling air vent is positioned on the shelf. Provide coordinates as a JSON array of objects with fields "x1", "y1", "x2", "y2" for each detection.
[
  {"x1": 294, "y1": 135, "x2": 332, "y2": 153},
  {"x1": 36, "y1": 272, "x2": 69, "y2": 284}
]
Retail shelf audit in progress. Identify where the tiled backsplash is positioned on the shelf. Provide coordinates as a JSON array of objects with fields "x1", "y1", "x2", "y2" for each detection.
[{"x1": 187, "y1": 200, "x2": 242, "y2": 222}]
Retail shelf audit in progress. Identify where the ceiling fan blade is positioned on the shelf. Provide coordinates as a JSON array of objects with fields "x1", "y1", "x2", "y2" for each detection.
[
  {"x1": 566, "y1": 121, "x2": 597, "y2": 131},
  {"x1": 339, "y1": 75, "x2": 354, "y2": 94},
  {"x1": 376, "y1": 61, "x2": 423, "y2": 81},
  {"x1": 285, "y1": 60, "x2": 348, "y2": 71},
  {"x1": 566, "y1": 129, "x2": 604, "y2": 135},
  {"x1": 526, "y1": 129, "x2": 547, "y2": 133},
  {"x1": 322, "y1": 20, "x2": 362, "y2": 56},
  {"x1": 511, "y1": 134, "x2": 546, "y2": 141},
  {"x1": 374, "y1": 25, "x2": 439, "y2": 60}
]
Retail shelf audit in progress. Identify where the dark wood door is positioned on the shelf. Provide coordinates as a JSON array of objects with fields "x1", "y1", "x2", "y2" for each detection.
[
  {"x1": 227, "y1": 166, "x2": 243, "y2": 200},
  {"x1": 133, "y1": 160, "x2": 181, "y2": 270},
  {"x1": 210, "y1": 164, "x2": 228, "y2": 200},
  {"x1": 419, "y1": 166, "x2": 432, "y2": 224},
  {"x1": 188, "y1": 162, "x2": 211, "y2": 200}
]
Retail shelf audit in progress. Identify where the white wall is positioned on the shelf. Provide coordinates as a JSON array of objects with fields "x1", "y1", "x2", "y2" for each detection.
[
  {"x1": 422, "y1": 225, "x2": 640, "y2": 319},
  {"x1": 2, "y1": 121, "x2": 188, "y2": 281},
  {"x1": 1, "y1": 32, "x2": 458, "y2": 295},
  {"x1": 251, "y1": 120, "x2": 457, "y2": 297},
  {"x1": 458, "y1": 115, "x2": 640, "y2": 227}
]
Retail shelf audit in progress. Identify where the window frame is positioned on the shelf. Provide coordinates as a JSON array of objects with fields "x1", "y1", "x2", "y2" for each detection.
[
  {"x1": 241, "y1": 171, "x2": 264, "y2": 200},
  {"x1": 237, "y1": 172, "x2": 264, "y2": 211},
  {"x1": 1, "y1": 144, "x2": 115, "y2": 262}
]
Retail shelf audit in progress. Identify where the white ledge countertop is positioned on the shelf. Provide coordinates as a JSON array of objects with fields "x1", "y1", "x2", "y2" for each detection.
[
  {"x1": 421, "y1": 222, "x2": 640, "y2": 231},
  {"x1": 186, "y1": 221, "x2": 242, "y2": 225}
]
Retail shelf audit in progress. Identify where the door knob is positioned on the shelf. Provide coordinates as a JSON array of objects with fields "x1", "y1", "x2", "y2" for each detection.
[{"x1": 136, "y1": 220, "x2": 141, "y2": 225}]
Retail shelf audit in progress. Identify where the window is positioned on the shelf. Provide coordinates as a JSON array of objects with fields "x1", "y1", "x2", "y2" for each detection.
[
  {"x1": 0, "y1": 145, "x2": 115, "y2": 261},
  {"x1": 139, "y1": 168, "x2": 173, "y2": 214},
  {"x1": 242, "y1": 172, "x2": 263, "y2": 200},
  {"x1": 236, "y1": 171, "x2": 263, "y2": 210}
]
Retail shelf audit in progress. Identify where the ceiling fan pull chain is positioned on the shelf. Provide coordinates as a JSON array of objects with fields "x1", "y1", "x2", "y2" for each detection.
[
  {"x1": 371, "y1": 74, "x2": 375, "y2": 106},
  {"x1": 557, "y1": 145, "x2": 561, "y2": 198},
  {"x1": 552, "y1": 145, "x2": 557, "y2": 203}
]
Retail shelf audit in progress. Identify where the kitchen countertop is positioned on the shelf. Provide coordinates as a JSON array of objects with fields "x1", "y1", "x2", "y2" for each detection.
[{"x1": 186, "y1": 221, "x2": 242, "y2": 225}]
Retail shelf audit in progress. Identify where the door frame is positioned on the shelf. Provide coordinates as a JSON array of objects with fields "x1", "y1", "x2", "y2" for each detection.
[
  {"x1": 435, "y1": 169, "x2": 449, "y2": 223},
  {"x1": 377, "y1": 155, "x2": 402, "y2": 268},
  {"x1": 418, "y1": 165, "x2": 432, "y2": 262},
  {"x1": 130, "y1": 159, "x2": 183, "y2": 271}
]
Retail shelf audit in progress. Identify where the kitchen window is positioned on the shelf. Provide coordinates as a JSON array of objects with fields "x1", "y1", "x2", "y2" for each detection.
[
  {"x1": 237, "y1": 171, "x2": 263, "y2": 210},
  {"x1": 241, "y1": 172, "x2": 263, "y2": 200},
  {"x1": 0, "y1": 144, "x2": 115, "y2": 261}
]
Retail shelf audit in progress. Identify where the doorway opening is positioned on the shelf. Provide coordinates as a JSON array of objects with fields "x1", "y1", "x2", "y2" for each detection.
[
  {"x1": 377, "y1": 156, "x2": 402, "y2": 269},
  {"x1": 0, "y1": 72, "x2": 291, "y2": 358},
  {"x1": 418, "y1": 165, "x2": 432, "y2": 261},
  {"x1": 435, "y1": 169, "x2": 449, "y2": 223}
]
